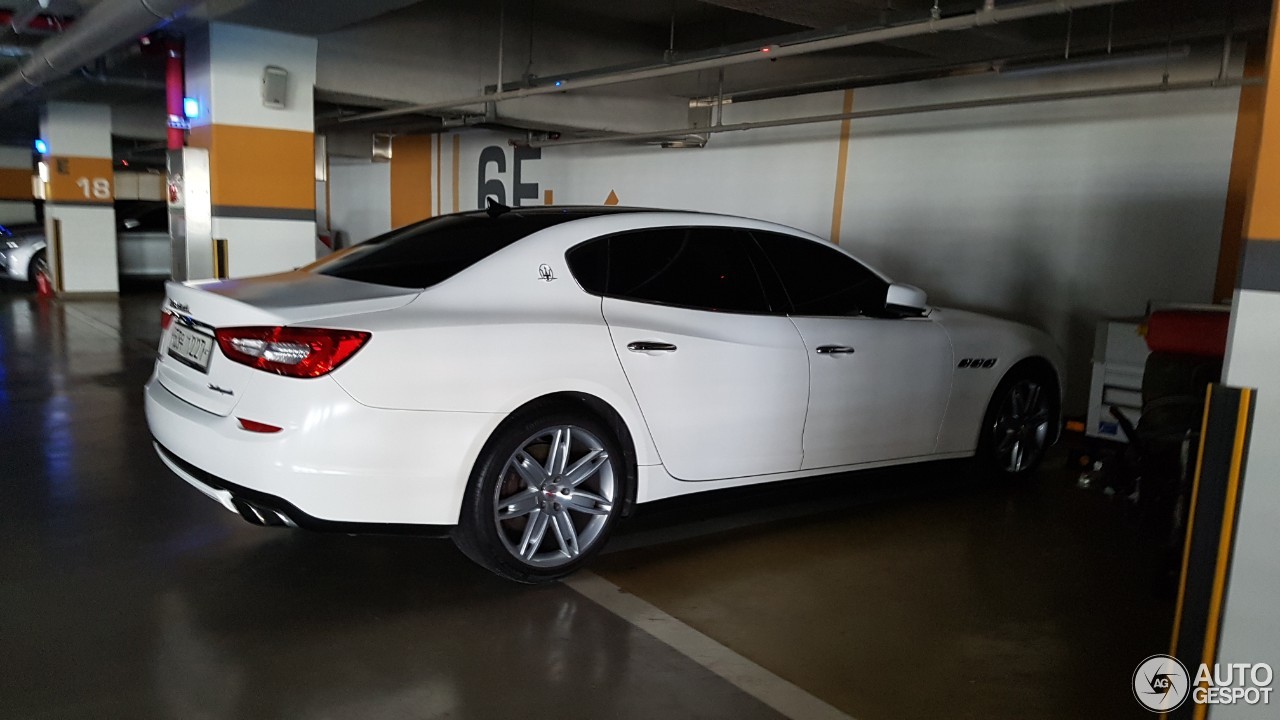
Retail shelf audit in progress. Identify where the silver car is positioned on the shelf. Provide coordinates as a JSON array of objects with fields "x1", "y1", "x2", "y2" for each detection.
[{"x1": 0, "y1": 202, "x2": 170, "y2": 282}]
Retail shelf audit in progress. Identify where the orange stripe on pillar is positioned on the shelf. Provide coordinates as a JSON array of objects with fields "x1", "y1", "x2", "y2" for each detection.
[
  {"x1": 451, "y1": 134, "x2": 461, "y2": 213},
  {"x1": 189, "y1": 124, "x2": 315, "y2": 211},
  {"x1": 1214, "y1": 44, "x2": 1268, "y2": 302},
  {"x1": 391, "y1": 135, "x2": 433, "y2": 228},
  {"x1": 1241, "y1": 0, "x2": 1280, "y2": 244},
  {"x1": 43, "y1": 156, "x2": 115, "y2": 204},
  {"x1": 829, "y1": 89, "x2": 854, "y2": 245},
  {"x1": 0, "y1": 168, "x2": 32, "y2": 200}
]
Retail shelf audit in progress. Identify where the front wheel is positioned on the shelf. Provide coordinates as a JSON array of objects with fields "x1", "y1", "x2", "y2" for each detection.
[
  {"x1": 28, "y1": 249, "x2": 48, "y2": 285},
  {"x1": 453, "y1": 407, "x2": 624, "y2": 583},
  {"x1": 978, "y1": 367, "x2": 1057, "y2": 477}
]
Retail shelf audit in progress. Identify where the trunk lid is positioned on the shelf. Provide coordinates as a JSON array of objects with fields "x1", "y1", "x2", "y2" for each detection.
[{"x1": 156, "y1": 271, "x2": 418, "y2": 416}]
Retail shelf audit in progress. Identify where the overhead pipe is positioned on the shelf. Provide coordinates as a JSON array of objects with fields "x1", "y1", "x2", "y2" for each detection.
[
  {"x1": 339, "y1": 0, "x2": 1136, "y2": 124},
  {"x1": 525, "y1": 77, "x2": 1261, "y2": 149},
  {"x1": 0, "y1": 0, "x2": 203, "y2": 110}
]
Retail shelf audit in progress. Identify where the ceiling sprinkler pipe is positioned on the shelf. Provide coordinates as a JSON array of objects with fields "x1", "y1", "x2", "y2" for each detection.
[
  {"x1": 0, "y1": 0, "x2": 201, "y2": 109},
  {"x1": 527, "y1": 77, "x2": 1259, "y2": 149}
]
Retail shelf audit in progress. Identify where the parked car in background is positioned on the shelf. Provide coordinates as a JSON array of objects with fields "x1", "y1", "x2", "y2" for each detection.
[{"x1": 0, "y1": 201, "x2": 170, "y2": 282}]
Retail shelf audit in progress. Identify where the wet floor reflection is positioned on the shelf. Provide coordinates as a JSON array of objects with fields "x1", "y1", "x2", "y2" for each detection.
[{"x1": 0, "y1": 288, "x2": 785, "y2": 720}]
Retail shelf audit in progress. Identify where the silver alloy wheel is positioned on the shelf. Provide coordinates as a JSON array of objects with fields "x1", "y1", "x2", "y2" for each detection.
[
  {"x1": 991, "y1": 378, "x2": 1052, "y2": 473},
  {"x1": 493, "y1": 425, "x2": 615, "y2": 568}
]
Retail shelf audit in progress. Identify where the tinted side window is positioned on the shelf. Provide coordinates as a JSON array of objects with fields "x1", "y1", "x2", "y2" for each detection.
[
  {"x1": 568, "y1": 228, "x2": 772, "y2": 314},
  {"x1": 752, "y1": 231, "x2": 888, "y2": 316},
  {"x1": 566, "y1": 236, "x2": 609, "y2": 294},
  {"x1": 315, "y1": 212, "x2": 584, "y2": 289}
]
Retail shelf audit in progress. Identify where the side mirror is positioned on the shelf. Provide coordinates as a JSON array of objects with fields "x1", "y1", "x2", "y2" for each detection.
[{"x1": 885, "y1": 282, "x2": 929, "y2": 316}]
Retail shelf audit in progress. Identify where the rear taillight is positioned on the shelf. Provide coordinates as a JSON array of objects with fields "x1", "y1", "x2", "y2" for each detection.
[
  {"x1": 214, "y1": 326, "x2": 371, "y2": 378},
  {"x1": 161, "y1": 310, "x2": 174, "y2": 330}
]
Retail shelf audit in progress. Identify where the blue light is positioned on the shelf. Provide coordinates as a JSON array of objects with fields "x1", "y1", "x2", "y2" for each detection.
[
  {"x1": 183, "y1": 97, "x2": 200, "y2": 119},
  {"x1": 554, "y1": 80, "x2": 563, "y2": 87},
  {"x1": 33, "y1": 138, "x2": 47, "y2": 154}
]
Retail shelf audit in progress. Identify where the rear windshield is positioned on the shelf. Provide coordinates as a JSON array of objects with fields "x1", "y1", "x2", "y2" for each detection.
[{"x1": 313, "y1": 211, "x2": 590, "y2": 289}]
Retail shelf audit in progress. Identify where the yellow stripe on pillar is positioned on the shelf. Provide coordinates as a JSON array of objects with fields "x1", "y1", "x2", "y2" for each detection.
[
  {"x1": 1242, "y1": 0, "x2": 1280, "y2": 244},
  {"x1": 189, "y1": 124, "x2": 315, "y2": 213},
  {"x1": 0, "y1": 168, "x2": 32, "y2": 200},
  {"x1": 452, "y1": 134, "x2": 461, "y2": 213},
  {"x1": 829, "y1": 89, "x2": 854, "y2": 245},
  {"x1": 1214, "y1": 45, "x2": 1267, "y2": 302},
  {"x1": 43, "y1": 156, "x2": 115, "y2": 204},
  {"x1": 391, "y1": 135, "x2": 433, "y2": 228}
]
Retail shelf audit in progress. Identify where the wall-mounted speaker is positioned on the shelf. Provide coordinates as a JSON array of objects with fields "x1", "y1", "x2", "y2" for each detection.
[{"x1": 262, "y1": 66, "x2": 289, "y2": 109}]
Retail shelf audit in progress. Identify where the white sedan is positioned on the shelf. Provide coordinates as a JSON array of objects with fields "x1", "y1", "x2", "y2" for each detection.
[{"x1": 145, "y1": 206, "x2": 1062, "y2": 582}]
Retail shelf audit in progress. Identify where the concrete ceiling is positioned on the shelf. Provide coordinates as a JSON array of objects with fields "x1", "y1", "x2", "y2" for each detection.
[
  {"x1": 0, "y1": 0, "x2": 1271, "y2": 146},
  {"x1": 198, "y1": 0, "x2": 427, "y2": 36},
  {"x1": 311, "y1": 0, "x2": 1271, "y2": 125}
]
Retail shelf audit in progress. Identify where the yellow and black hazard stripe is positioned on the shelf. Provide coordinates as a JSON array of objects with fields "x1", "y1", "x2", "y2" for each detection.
[{"x1": 1166, "y1": 385, "x2": 1255, "y2": 720}]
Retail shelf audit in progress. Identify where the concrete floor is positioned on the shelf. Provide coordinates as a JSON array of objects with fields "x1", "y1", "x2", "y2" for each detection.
[{"x1": 1, "y1": 287, "x2": 1171, "y2": 719}]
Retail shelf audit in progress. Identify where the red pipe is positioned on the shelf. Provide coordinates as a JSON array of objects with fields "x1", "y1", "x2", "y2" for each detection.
[{"x1": 165, "y1": 39, "x2": 184, "y2": 150}]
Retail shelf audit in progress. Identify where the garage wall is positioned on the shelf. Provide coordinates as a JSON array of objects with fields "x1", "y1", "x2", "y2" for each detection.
[
  {"x1": 328, "y1": 52, "x2": 1241, "y2": 413},
  {"x1": 328, "y1": 158, "x2": 391, "y2": 245},
  {"x1": 839, "y1": 73, "x2": 1238, "y2": 414}
]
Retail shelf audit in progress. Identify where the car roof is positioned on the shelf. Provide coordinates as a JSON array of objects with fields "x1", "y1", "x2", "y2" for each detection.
[{"x1": 462, "y1": 205, "x2": 665, "y2": 219}]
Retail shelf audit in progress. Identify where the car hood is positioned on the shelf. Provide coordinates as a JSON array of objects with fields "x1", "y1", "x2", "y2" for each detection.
[{"x1": 3, "y1": 232, "x2": 44, "y2": 248}]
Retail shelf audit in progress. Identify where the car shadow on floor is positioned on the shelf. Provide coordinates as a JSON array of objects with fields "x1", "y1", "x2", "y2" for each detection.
[{"x1": 594, "y1": 452, "x2": 1174, "y2": 720}]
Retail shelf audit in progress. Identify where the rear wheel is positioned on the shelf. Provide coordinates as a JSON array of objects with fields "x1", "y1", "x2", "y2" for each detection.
[
  {"x1": 979, "y1": 366, "x2": 1057, "y2": 477},
  {"x1": 453, "y1": 406, "x2": 624, "y2": 583}
]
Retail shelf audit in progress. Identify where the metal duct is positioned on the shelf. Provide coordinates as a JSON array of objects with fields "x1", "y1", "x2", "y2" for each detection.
[{"x1": 0, "y1": 0, "x2": 204, "y2": 109}]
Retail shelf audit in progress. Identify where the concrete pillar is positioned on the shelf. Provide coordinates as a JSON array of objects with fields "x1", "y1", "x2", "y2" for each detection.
[
  {"x1": 1210, "y1": 2, "x2": 1280, "y2": 716},
  {"x1": 0, "y1": 146, "x2": 35, "y2": 226},
  {"x1": 184, "y1": 22, "x2": 318, "y2": 278},
  {"x1": 38, "y1": 102, "x2": 117, "y2": 294}
]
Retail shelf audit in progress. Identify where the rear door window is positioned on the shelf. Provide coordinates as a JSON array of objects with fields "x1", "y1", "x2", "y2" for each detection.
[{"x1": 316, "y1": 212, "x2": 586, "y2": 289}]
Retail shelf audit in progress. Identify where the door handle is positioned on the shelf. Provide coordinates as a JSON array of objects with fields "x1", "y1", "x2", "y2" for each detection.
[
  {"x1": 816, "y1": 345, "x2": 855, "y2": 355},
  {"x1": 627, "y1": 341, "x2": 678, "y2": 353}
]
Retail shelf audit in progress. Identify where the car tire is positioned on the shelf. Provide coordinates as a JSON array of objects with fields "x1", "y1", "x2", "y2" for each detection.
[
  {"x1": 27, "y1": 249, "x2": 47, "y2": 285},
  {"x1": 977, "y1": 363, "x2": 1058, "y2": 478},
  {"x1": 452, "y1": 404, "x2": 625, "y2": 583}
]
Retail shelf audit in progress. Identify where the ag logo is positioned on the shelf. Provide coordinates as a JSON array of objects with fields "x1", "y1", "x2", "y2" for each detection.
[
  {"x1": 1134, "y1": 654, "x2": 1190, "y2": 712},
  {"x1": 537, "y1": 264, "x2": 556, "y2": 282}
]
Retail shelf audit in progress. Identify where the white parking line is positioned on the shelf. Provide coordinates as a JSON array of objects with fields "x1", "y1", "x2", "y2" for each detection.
[{"x1": 564, "y1": 571, "x2": 856, "y2": 720}]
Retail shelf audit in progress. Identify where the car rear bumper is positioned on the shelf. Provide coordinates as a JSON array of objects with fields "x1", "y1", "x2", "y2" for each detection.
[
  {"x1": 153, "y1": 441, "x2": 452, "y2": 536},
  {"x1": 144, "y1": 372, "x2": 504, "y2": 527}
]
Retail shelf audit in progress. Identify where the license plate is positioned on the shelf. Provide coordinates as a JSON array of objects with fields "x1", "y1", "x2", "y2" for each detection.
[{"x1": 167, "y1": 323, "x2": 216, "y2": 373}]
